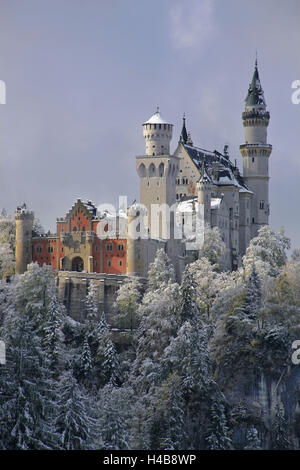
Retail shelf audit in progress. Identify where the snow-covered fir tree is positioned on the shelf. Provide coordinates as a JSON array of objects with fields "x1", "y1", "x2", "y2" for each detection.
[
  {"x1": 148, "y1": 372, "x2": 186, "y2": 450},
  {"x1": 55, "y1": 370, "x2": 97, "y2": 450},
  {"x1": 114, "y1": 276, "x2": 141, "y2": 330},
  {"x1": 130, "y1": 281, "x2": 180, "y2": 395},
  {"x1": 147, "y1": 248, "x2": 175, "y2": 291},
  {"x1": 244, "y1": 426, "x2": 261, "y2": 450},
  {"x1": 243, "y1": 226, "x2": 290, "y2": 278},
  {"x1": 77, "y1": 334, "x2": 93, "y2": 386},
  {"x1": 198, "y1": 224, "x2": 226, "y2": 270},
  {"x1": 0, "y1": 312, "x2": 60, "y2": 449},
  {"x1": 206, "y1": 397, "x2": 232, "y2": 450},
  {"x1": 97, "y1": 384, "x2": 133, "y2": 450},
  {"x1": 271, "y1": 406, "x2": 292, "y2": 450}
]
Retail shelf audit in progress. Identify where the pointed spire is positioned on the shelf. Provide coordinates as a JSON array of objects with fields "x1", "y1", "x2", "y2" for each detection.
[
  {"x1": 201, "y1": 160, "x2": 205, "y2": 177},
  {"x1": 180, "y1": 112, "x2": 188, "y2": 144},
  {"x1": 198, "y1": 160, "x2": 211, "y2": 184},
  {"x1": 245, "y1": 56, "x2": 266, "y2": 107}
]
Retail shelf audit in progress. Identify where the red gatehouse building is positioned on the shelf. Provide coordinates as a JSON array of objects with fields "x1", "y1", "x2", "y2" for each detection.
[{"x1": 28, "y1": 199, "x2": 127, "y2": 275}]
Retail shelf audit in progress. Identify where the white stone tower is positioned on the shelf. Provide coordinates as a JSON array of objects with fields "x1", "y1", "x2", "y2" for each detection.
[
  {"x1": 143, "y1": 106, "x2": 173, "y2": 157},
  {"x1": 240, "y1": 59, "x2": 272, "y2": 238},
  {"x1": 137, "y1": 108, "x2": 179, "y2": 240},
  {"x1": 127, "y1": 108, "x2": 183, "y2": 278},
  {"x1": 15, "y1": 204, "x2": 34, "y2": 274}
]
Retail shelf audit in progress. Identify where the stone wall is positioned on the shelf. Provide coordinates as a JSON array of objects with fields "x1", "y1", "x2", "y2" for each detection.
[{"x1": 56, "y1": 271, "x2": 127, "y2": 324}]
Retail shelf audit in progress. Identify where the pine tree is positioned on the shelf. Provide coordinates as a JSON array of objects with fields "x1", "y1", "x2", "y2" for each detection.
[
  {"x1": 55, "y1": 371, "x2": 97, "y2": 450},
  {"x1": 42, "y1": 298, "x2": 65, "y2": 373},
  {"x1": 97, "y1": 384, "x2": 133, "y2": 450},
  {"x1": 244, "y1": 264, "x2": 262, "y2": 322},
  {"x1": 162, "y1": 320, "x2": 211, "y2": 398},
  {"x1": 147, "y1": 248, "x2": 175, "y2": 291},
  {"x1": 198, "y1": 224, "x2": 226, "y2": 269},
  {"x1": 243, "y1": 225, "x2": 290, "y2": 278},
  {"x1": 206, "y1": 397, "x2": 232, "y2": 450},
  {"x1": 77, "y1": 334, "x2": 93, "y2": 386},
  {"x1": 149, "y1": 372, "x2": 186, "y2": 450},
  {"x1": 271, "y1": 406, "x2": 292, "y2": 450},
  {"x1": 85, "y1": 280, "x2": 99, "y2": 326},
  {"x1": 178, "y1": 266, "x2": 199, "y2": 323},
  {"x1": 97, "y1": 333, "x2": 120, "y2": 386},
  {"x1": 0, "y1": 313, "x2": 60, "y2": 449},
  {"x1": 114, "y1": 276, "x2": 141, "y2": 330},
  {"x1": 130, "y1": 282, "x2": 179, "y2": 394},
  {"x1": 244, "y1": 426, "x2": 261, "y2": 450},
  {"x1": 15, "y1": 263, "x2": 58, "y2": 333}
]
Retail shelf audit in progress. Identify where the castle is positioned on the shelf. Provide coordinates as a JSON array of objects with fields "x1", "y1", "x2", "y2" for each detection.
[{"x1": 14, "y1": 59, "x2": 272, "y2": 315}]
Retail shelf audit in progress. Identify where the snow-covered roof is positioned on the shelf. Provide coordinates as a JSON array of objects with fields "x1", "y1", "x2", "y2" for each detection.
[
  {"x1": 177, "y1": 197, "x2": 223, "y2": 213},
  {"x1": 144, "y1": 109, "x2": 171, "y2": 125},
  {"x1": 182, "y1": 143, "x2": 250, "y2": 193},
  {"x1": 211, "y1": 197, "x2": 222, "y2": 209}
]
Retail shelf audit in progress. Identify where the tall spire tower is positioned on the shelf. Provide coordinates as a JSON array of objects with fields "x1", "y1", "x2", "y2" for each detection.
[{"x1": 240, "y1": 58, "x2": 272, "y2": 238}]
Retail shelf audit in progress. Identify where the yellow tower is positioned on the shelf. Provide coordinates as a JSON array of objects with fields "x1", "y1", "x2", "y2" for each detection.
[{"x1": 15, "y1": 204, "x2": 34, "y2": 274}]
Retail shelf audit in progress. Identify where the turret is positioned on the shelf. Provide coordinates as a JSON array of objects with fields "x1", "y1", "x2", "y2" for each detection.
[
  {"x1": 126, "y1": 203, "x2": 146, "y2": 276},
  {"x1": 240, "y1": 58, "x2": 272, "y2": 238},
  {"x1": 196, "y1": 161, "x2": 212, "y2": 225},
  {"x1": 15, "y1": 204, "x2": 34, "y2": 274},
  {"x1": 180, "y1": 114, "x2": 188, "y2": 144},
  {"x1": 143, "y1": 107, "x2": 173, "y2": 156}
]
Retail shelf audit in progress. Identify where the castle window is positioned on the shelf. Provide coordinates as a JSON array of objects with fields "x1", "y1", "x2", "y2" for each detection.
[
  {"x1": 107, "y1": 260, "x2": 111, "y2": 267},
  {"x1": 252, "y1": 217, "x2": 255, "y2": 223},
  {"x1": 73, "y1": 226, "x2": 77, "y2": 232},
  {"x1": 119, "y1": 260, "x2": 123, "y2": 267},
  {"x1": 47, "y1": 246, "x2": 54, "y2": 253},
  {"x1": 118, "y1": 244, "x2": 124, "y2": 251},
  {"x1": 252, "y1": 157, "x2": 255, "y2": 162},
  {"x1": 36, "y1": 245, "x2": 42, "y2": 254},
  {"x1": 259, "y1": 201, "x2": 265, "y2": 209},
  {"x1": 106, "y1": 243, "x2": 113, "y2": 252}
]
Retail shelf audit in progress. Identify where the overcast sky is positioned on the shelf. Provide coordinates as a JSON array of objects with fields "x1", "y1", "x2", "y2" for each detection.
[{"x1": 0, "y1": 0, "x2": 299, "y2": 250}]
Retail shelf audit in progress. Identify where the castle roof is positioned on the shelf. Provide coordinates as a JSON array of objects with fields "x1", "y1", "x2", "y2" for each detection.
[
  {"x1": 245, "y1": 59, "x2": 266, "y2": 107},
  {"x1": 180, "y1": 114, "x2": 188, "y2": 144},
  {"x1": 182, "y1": 143, "x2": 251, "y2": 193},
  {"x1": 143, "y1": 108, "x2": 171, "y2": 125}
]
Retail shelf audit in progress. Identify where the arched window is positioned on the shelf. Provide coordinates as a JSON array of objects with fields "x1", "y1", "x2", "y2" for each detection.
[
  {"x1": 148, "y1": 163, "x2": 156, "y2": 177},
  {"x1": 137, "y1": 163, "x2": 146, "y2": 177},
  {"x1": 158, "y1": 162, "x2": 164, "y2": 177}
]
